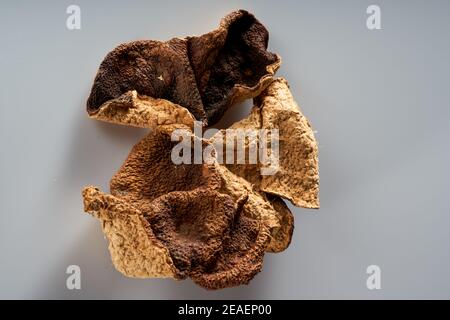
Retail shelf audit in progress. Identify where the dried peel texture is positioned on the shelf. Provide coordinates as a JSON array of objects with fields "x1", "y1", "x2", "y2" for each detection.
[
  {"x1": 82, "y1": 78, "x2": 319, "y2": 288},
  {"x1": 213, "y1": 162, "x2": 294, "y2": 253},
  {"x1": 82, "y1": 186, "x2": 177, "y2": 278},
  {"x1": 86, "y1": 10, "x2": 280, "y2": 126},
  {"x1": 107, "y1": 119, "x2": 293, "y2": 254},
  {"x1": 188, "y1": 10, "x2": 281, "y2": 124},
  {"x1": 88, "y1": 90, "x2": 195, "y2": 130},
  {"x1": 82, "y1": 10, "x2": 320, "y2": 291},
  {"x1": 112, "y1": 128, "x2": 291, "y2": 261},
  {"x1": 109, "y1": 129, "x2": 220, "y2": 208},
  {"x1": 145, "y1": 189, "x2": 270, "y2": 289},
  {"x1": 82, "y1": 129, "x2": 274, "y2": 289},
  {"x1": 213, "y1": 78, "x2": 319, "y2": 208}
]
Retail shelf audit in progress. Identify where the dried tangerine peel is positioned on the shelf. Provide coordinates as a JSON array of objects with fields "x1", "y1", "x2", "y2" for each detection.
[
  {"x1": 82, "y1": 127, "x2": 293, "y2": 288},
  {"x1": 81, "y1": 10, "x2": 320, "y2": 290},
  {"x1": 190, "y1": 211, "x2": 270, "y2": 289},
  {"x1": 265, "y1": 195, "x2": 294, "y2": 252},
  {"x1": 83, "y1": 185, "x2": 270, "y2": 289},
  {"x1": 86, "y1": 10, "x2": 280, "y2": 126},
  {"x1": 104, "y1": 129, "x2": 273, "y2": 287},
  {"x1": 87, "y1": 37, "x2": 205, "y2": 122},
  {"x1": 109, "y1": 127, "x2": 291, "y2": 252},
  {"x1": 144, "y1": 189, "x2": 238, "y2": 280},
  {"x1": 188, "y1": 10, "x2": 281, "y2": 124},
  {"x1": 214, "y1": 162, "x2": 294, "y2": 253},
  {"x1": 215, "y1": 78, "x2": 320, "y2": 208}
]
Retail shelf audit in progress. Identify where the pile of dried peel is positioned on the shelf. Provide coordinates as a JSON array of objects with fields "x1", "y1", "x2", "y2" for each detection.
[{"x1": 82, "y1": 10, "x2": 319, "y2": 290}]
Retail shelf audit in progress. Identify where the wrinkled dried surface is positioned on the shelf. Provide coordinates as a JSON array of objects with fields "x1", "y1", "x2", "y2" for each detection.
[
  {"x1": 82, "y1": 10, "x2": 320, "y2": 290},
  {"x1": 82, "y1": 78, "x2": 320, "y2": 288},
  {"x1": 145, "y1": 189, "x2": 270, "y2": 289},
  {"x1": 188, "y1": 10, "x2": 280, "y2": 124},
  {"x1": 214, "y1": 162, "x2": 294, "y2": 253},
  {"x1": 83, "y1": 185, "x2": 270, "y2": 289},
  {"x1": 109, "y1": 128, "x2": 292, "y2": 252},
  {"x1": 86, "y1": 10, "x2": 280, "y2": 126},
  {"x1": 82, "y1": 126, "x2": 295, "y2": 289},
  {"x1": 190, "y1": 211, "x2": 270, "y2": 289},
  {"x1": 144, "y1": 189, "x2": 238, "y2": 280},
  {"x1": 213, "y1": 78, "x2": 320, "y2": 208},
  {"x1": 110, "y1": 129, "x2": 220, "y2": 212},
  {"x1": 265, "y1": 195, "x2": 294, "y2": 252},
  {"x1": 87, "y1": 37, "x2": 205, "y2": 121},
  {"x1": 82, "y1": 186, "x2": 177, "y2": 278}
]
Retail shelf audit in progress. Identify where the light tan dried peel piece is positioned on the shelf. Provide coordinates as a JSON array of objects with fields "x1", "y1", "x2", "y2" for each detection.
[
  {"x1": 213, "y1": 78, "x2": 320, "y2": 208},
  {"x1": 88, "y1": 90, "x2": 195, "y2": 130}
]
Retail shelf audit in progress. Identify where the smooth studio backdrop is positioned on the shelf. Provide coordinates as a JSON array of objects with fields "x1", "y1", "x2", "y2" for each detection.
[{"x1": 1, "y1": 0, "x2": 449, "y2": 299}]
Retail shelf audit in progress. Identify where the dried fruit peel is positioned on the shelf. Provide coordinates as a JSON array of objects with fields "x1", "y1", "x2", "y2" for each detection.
[
  {"x1": 188, "y1": 10, "x2": 281, "y2": 124},
  {"x1": 258, "y1": 79, "x2": 319, "y2": 208},
  {"x1": 88, "y1": 90, "x2": 195, "y2": 130},
  {"x1": 214, "y1": 161, "x2": 294, "y2": 253},
  {"x1": 82, "y1": 10, "x2": 320, "y2": 290},
  {"x1": 108, "y1": 128, "x2": 293, "y2": 253},
  {"x1": 86, "y1": 10, "x2": 280, "y2": 126},
  {"x1": 82, "y1": 126, "x2": 294, "y2": 288},
  {"x1": 109, "y1": 130, "x2": 221, "y2": 206},
  {"x1": 144, "y1": 189, "x2": 270, "y2": 289},
  {"x1": 215, "y1": 78, "x2": 320, "y2": 208}
]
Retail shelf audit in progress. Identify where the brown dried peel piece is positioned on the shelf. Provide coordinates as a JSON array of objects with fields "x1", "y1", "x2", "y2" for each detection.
[
  {"x1": 115, "y1": 125, "x2": 294, "y2": 251},
  {"x1": 145, "y1": 189, "x2": 270, "y2": 289},
  {"x1": 82, "y1": 128, "x2": 293, "y2": 286},
  {"x1": 144, "y1": 189, "x2": 238, "y2": 280},
  {"x1": 214, "y1": 78, "x2": 320, "y2": 208},
  {"x1": 86, "y1": 10, "x2": 280, "y2": 126},
  {"x1": 108, "y1": 127, "x2": 292, "y2": 253},
  {"x1": 109, "y1": 129, "x2": 221, "y2": 211},
  {"x1": 82, "y1": 185, "x2": 270, "y2": 289},
  {"x1": 257, "y1": 79, "x2": 319, "y2": 208},
  {"x1": 190, "y1": 210, "x2": 270, "y2": 289},
  {"x1": 188, "y1": 10, "x2": 281, "y2": 124},
  {"x1": 86, "y1": 37, "x2": 205, "y2": 122}
]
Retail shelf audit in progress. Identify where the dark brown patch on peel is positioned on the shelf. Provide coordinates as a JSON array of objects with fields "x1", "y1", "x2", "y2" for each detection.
[
  {"x1": 145, "y1": 190, "x2": 236, "y2": 279},
  {"x1": 190, "y1": 213, "x2": 270, "y2": 289},
  {"x1": 195, "y1": 11, "x2": 278, "y2": 124},
  {"x1": 86, "y1": 39, "x2": 206, "y2": 122},
  {"x1": 145, "y1": 189, "x2": 269, "y2": 289},
  {"x1": 109, "y1": 130, "x2": 220, "y2": 213}
]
